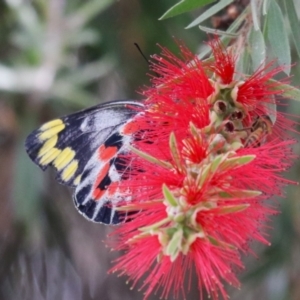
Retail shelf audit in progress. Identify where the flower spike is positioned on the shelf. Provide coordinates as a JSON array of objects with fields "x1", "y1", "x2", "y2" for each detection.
[{"x1": 108, "y1": 38, "x2": 297, "y2": 300}]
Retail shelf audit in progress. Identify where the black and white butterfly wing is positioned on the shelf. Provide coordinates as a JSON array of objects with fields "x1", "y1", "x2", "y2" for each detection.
[{"x1": 25, "y1": 100, "x2": 144, "y2": 224}]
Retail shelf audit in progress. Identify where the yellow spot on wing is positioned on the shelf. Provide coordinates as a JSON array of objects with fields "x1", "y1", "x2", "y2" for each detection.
[
  {"x1": 61, "y1": 160, "x2": 78, "y2": 181},
  {"x1": 40, "y1": 148, "x2": 61, "y2": 165},
  {"x1": 53, "y1": 147, "x2": 75, "y2": 170},
  {"x1": 40, "y1": 119, "x2": 64, "y2": 130},
  {"x1": 73, "y1": 174, "x2": 81, "y2": 186},
  {"x1": 39, "y1": 124, "x2": 65, "y2": 141},
  {"x1": 38, "y1": 135, "x2": 58, "y2": 158}
]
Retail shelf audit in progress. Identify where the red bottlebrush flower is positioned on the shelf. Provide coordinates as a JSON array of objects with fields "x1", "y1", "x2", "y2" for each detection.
[
  {"x1": 206, "y1": 37, "x2": 235, "y2": 84},
  {"x1": 108, "y1": 38, "x2": 297, "y2": 300}
]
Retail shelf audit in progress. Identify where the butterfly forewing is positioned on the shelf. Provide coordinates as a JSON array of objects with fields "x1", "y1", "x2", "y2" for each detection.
[{"x1": 25, "y1": 100, "x2": 144, "y2": 224}]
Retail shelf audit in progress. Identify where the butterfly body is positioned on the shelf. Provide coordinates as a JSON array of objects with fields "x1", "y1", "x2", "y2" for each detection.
[{"x1": 25, "y1": 100, "x2": 144, "y2": 224}]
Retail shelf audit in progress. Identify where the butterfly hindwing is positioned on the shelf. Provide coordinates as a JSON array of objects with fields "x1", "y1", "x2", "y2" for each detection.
[
  {"x1": 73, "y1": 131, "x2": 133, "y2": 224},
  {"x1": 25, "y1": 100, "x2": 144, "y2": 224}
]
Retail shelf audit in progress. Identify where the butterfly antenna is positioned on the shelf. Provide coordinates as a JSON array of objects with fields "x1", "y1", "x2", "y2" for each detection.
[{"x1": 134, "y1": 43, "x2": 149, "y2": 65}]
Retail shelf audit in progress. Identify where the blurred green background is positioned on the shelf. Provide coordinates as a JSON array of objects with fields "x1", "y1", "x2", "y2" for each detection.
[{"x1": 0, "y1": 0, "x2": 300, "y2": 299}]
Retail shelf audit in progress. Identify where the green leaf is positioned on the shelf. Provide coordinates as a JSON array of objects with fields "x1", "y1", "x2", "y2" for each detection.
[
  {"x1": 211, "y1": 155, "x2": 225, "y2": 173},
  {"x1": 217, "y1": 204, "x2": 250, "y2": 214},
  {"x1": 235, "y1": 48, "x2": 250, "y2": 78},
  {"x1": 207, "y1": 235, "x2": 236, "y2": 249},
  {"x1": 267, "y1": 1, "x2": 291, "y2": 75},
  {"x1": 163, "y1": 184, "x2": 178, "y2": 207},
  {"x1": 182, "y1": 232, "x2": 202, "y2": 254},
  {"x1": 160, "y1": 0, "x2": 215, "y2": 20},
  {"x1": 196, "y1": 164, "x2": 211, "y2": 187},
  {"x1": 220, "y1": 155, "x2": 256, "y2": 171},
  {"x1": 186, "y1": 0, "x2": 234, "y2": 28},
  {"x1": 139, "y1": 217, "x2": 171, "y2": 232},
  {"x1": 284, "y1": 0, "x2": 300, "y2": 58},
  {"x1": 269, "y1": 80, "x2": 300, "y2": 102},
  {"x1": 169, "y1": 132, "x2": 182, "y2": 171},
  {"x1": 198, "y1": 6, "x2": 249, "y2": 59},
  {"x1": 196, "y1": 154, "x2": 228, "y2": 187},
  {"x1": 249, "y1": 27, "x2": 266, "y2": 71},
  {"x1": 250, "y1": 0, "x2": 260, "y2": 30},
  {"x1": 198, "y1": 25, "x2": 238, "y2": 37},
  {"x1": 189, "y1": 122, "x2": 199, "y2": 137},
  {"x1": 219, "y1": 189, "x2": 262, "y2": 199},
  {"x1": 262, "y1": 0, "x2": 271, "y2": 15},
  {"x1": 129, "y1": 146, "x2": 172, "y2": 170},
  {"x1": 165, "y1": 229, "x2": 183, "y2": 261}
]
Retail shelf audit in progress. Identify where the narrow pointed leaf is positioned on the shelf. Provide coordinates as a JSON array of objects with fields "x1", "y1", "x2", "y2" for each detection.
[
  {"x1": 198, "y1": 6, "x2": 249, "y2": 59},
  {"x1": 250, "y1": 0, "x2": 260, "y2": 30},
  {"x1": 217, "y1": 204, "x2": 250, "y2": 214},
  {"x1": 221, "y1": 155, "x2": 256, "y2": 171},
  {"x1": 129, "y1": 146, "x2": 172, "y2": 169},
  {"x1": 207, "y1": 235, "x2": 236, "y2": 249},
  {"x1": 189, "y1": 122, "x2": 199, "y2": 137},
  {"x1": 163, "y1": 184, "x2": 178, "y2": 207},
  {"x1": 169, "y1": 132, "x2": 182, "y2": 171},
  {"x1": 235, "y1": 47, "x2": 251, "y2": 76},
  {"x1": 139, "y1": 217, "x2": 171, "y2": 232},
  {"x1": 219, "y1": 189, "x2": 262, "y2": 199},
  {"x1": 249, "y1": 27, "x2": 266, "y2": 71},
  {"x1": 116, "y1": 200, "x2": 162, "y2": 211},
  {"x1": 197, "y1": 164, "x2": 211, "y2": 187},
  {"x1": 211, "y1": 154, "x2": 225, "y2": 173},
  {"x1": 197, "y1": 154, "x2": 228, "y2": 188},
  {"x1": 198, "y1": 25, "x2": 238, "y2": 37},
  {"x1": 263, "y1": 0, "x2": 271, "y2": 15},
  {"x1": 283, "y1": 0, "x2": 300, "y2": 58},
  {"x1": 160, "y1": 0, "x2": 215, "y2": 20},
  {"x1": 182, "y1": 233, "x2": 198, "y2": 254},
  {"x1": 128, "y1": 231, "x2": 150, "y2": 243},
  {"x1": 229, "y1": 155, "x2": 256, "y2": 166},
  {"x1": 267, "y1": 1, "x2": 291, "y2": 75},
  {"x1": 268, "y1": 80, "x2": 300, "y2": 102},
  {"x1": 165, "y1": 229, "x2": 183, "y2": 261},
  {"x1": 186, "y1": 0, "x2": 234, "y2": 28}
]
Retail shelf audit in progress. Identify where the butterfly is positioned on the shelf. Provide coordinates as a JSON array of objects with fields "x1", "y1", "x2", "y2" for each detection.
[{"x1": 25, "y1": 100, "x2": 144, "y2": 225}]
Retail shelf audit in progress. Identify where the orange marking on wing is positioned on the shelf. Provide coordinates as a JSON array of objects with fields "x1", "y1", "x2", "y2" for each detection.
[
  {"x1": 107, "y1": 182, "x2": 119, "y2": 196},
  {"x1": 93, "y1": 163, "x2": 110, "y2": 199},
  {"x1": 98, "y1": 145, "x2": 118, "y2": 161},
  {"x1": 93, "y1": 188, "x2": 106, "y2": 201},
  {"x1": 121, "y1": 120, "x2": 139, "y2": 135}
]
